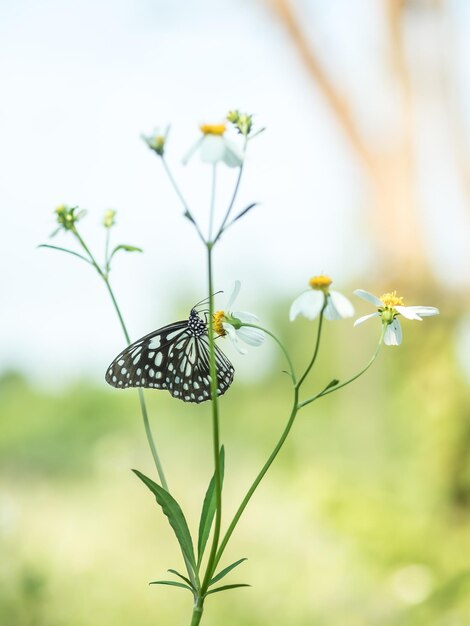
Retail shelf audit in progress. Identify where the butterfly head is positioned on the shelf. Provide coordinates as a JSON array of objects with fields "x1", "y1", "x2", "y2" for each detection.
[{"x1": 188, "y1": 308, "x2": 207, "y2": 337}]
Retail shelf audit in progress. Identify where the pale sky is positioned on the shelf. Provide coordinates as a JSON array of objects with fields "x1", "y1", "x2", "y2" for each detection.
[{"x1": 1, "y1": 0, "x2": 469, "y2": 385}]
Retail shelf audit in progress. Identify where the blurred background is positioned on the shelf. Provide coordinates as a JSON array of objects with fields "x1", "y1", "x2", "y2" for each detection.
[{"x1": 2, "y1": 0, "x2": 470, "y2": 624}]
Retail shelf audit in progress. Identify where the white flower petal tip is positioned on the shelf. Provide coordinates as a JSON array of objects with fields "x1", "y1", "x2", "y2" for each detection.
[
  {"x1": 325, "y1": 291, "x2": 355, "y2": 320},
  {"x1": 354, "y1": 312, "x2": 380, "y2": 327},
  {"x1": 384, "y1": 319, "x2": 403, "y2": 346},
  {"x1": 354, "y1": 289, "x2": 383, "y2": 307},
  {"x1": 220, "y1": 282, "x2": 262, "y2": 353},
  {"x1": 237, "y1": 326, "x2": 265, "y2": 347},
  {"x1": 289, "y1": 291, "x2": 324, "y2": 321},
  {"x1": 226, "y1": 281, "x2": 241, "y2": 311}
]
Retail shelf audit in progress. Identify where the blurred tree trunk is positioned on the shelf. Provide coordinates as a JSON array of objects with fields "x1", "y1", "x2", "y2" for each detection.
[{"x1": 267, "y1": 0, "x2": 433, "y2": 286}]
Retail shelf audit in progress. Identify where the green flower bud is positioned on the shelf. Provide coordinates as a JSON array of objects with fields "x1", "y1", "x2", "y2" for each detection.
[{"x1": 103, "y1": 209, "x2": 116, "y2": 229}]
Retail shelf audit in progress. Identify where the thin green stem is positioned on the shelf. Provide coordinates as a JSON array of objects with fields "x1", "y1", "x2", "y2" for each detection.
[
  {"x1": 160, "y1": 156, "x2": 205, "y2": 243},
  {"x1": 215, "y1": 386, "x2": 299, "y2": 571},
  {"x1": 212, "y1": 140, "x2": 247, "y2": 244},
  {"x1": 241, "y1": 323, "x2": 297, "y2": 385},
  {"x1": 200, "y1": 246, "x2": 223, "y2": 596},
  {"x1": 72, "y1": 228, "x2": 168, "y2": 490},
  {"x1": 208, "y1": 165, "x2": 217, "y2": 242},
  {"x1": 104, "y1": 228, "x2": 111, "y2": 275},
  {"x1": 298, "y1": 325, "x2": 386, "y2": 409},
  {"x1": 296, "y1": 305, "x2": 326, "y2": 390}
]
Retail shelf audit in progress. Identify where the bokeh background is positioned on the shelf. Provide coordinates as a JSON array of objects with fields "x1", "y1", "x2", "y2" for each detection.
[{"x1": 2, "y1": 0, "x2": 470, "y2": 624}]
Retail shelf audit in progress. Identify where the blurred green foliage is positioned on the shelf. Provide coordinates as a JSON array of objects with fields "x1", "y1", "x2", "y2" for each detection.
[{"x1": 1, "y1": 307, "x2": 470, "y2": 625}]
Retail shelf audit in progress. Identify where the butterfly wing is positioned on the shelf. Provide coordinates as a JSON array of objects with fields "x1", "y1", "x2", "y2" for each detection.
[
  {"x1": 105, "y1": 322, "x2": 234, "y2": 403},
  {"x1": 105, "y1": 320, "x2": 189, "y2": 391},
  {"x1": 165, "y1": 334, "x2": 234, "y2": 402}
]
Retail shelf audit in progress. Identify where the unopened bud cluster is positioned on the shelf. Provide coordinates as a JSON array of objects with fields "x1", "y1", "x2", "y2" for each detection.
[
  {"x1": 226, "y1": 110, "x2": 253, "y2": 136},
  {"x1": 55, "y1": 204, "x2": 84, "y2": 231}
]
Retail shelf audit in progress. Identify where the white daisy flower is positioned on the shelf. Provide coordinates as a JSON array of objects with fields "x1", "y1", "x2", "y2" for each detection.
[
  {"x1": 213, "y1": 281, "x2": 264, "y2": 354},
  {"x1": 354, "y1": 289, "x2": 439, "y2": 346},
  {"x1": 289, "y1": 275, "x2": 354, "y2": 322},
  {"x1": 183, "y1": 123, "x2": 243, "y2": 168},
  {"x1": 142, "y1": 126, "x2": 169, "y2": 156}
]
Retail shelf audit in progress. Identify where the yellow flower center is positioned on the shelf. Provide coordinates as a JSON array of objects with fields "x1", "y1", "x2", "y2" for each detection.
[
  {"x1": 200, "y1": 123, "x2": 226, "y2": 136},
  {"x1": 380, "y1": 291, "x2": 404, "y2": 307},
  {"x1": 309, "y1": 275, "x2": 332, "y2": 291},
  {"x1": 213, "y1": 310, "x2": 226, "y2": 336}
]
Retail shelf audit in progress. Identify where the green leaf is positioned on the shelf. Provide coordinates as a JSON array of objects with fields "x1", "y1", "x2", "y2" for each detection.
[
  {"x1": 168, "y1": 569, "x2": 194, "y2": 589},
  {"x1": 209, "y1": 558, "x2": 247, "y2": 586},
  {"x1": 133, "y1": 470, "x2": 196, "y2": 571},
  {"x1": 109, "y1": 244, "x2": 143, "y2": 263},
  {"x1": 231, "y1": 203, "x2": 257, "y2": 225},
  {"x1": 149, "y1": 580, "x2": 193, "y2": 593},
  {"x1": 323, "y1": 379, "x2": 340, "y2": 392},
  {"x1": 206, "y1": 583, "x2": 250, "y2": 596},
  {"x1": 197, "y1": 447, "x2": 225, "y2": 566},
  {"x1": 38, "y1": 244, "x2": 92, "y2": 264}
]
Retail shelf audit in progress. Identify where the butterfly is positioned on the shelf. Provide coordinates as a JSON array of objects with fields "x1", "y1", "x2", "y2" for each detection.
[{"x1": 105, "y1": 304, "x2": 235, "y2": 403}]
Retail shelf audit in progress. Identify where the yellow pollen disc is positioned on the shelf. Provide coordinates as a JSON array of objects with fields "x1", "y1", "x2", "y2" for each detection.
[
  {"x1": 380, "y1": 291, "x2": 404, "y2": 307},
  {"x1": 213, "y1": 310, "x2": 226, "y2": 336},
  {"x1": 309, "y1": 275, "x2": 332, "y2": 290},
  {"x1": 200, "y1": 123, "x2": 226, "y2": 136}
]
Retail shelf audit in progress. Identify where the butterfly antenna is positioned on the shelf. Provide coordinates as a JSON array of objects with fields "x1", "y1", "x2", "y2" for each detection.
[{"x1": 193, "y1": 291, "x2": 223, "y2": 310}]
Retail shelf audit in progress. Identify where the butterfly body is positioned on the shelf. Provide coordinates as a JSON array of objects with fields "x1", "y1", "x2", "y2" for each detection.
[{"x1": 105, "y1": 308, "x2": 234, "y2": 403}]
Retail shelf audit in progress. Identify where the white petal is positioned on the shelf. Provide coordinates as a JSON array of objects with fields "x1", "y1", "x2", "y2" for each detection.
[
  {"x1": 397, "y1": 305, "x2": 439, "y2": 320},
  {"x1": 237, "y1": 326, "x2": 265, "y2": 347},
  {"x1": 395, "y1": 306, "x2": 422, "y2": 321},
  {"x1": 354, "y1": 312, "x2": 380, "y2": 327},
  {"x1": 326, "y1": 290, "x2": 355, "y2": 320},
  {"x1": 289, "y1": 290, "x2": 324, "y2": 321},
  {"x1": 200, "y1": 135, "x2": 225, "y2": 163},
  {"x1": 182, "y1": 136, "x2": 203, "y2": 165},
  {"x1": 233, "y1": 310, "x2": 258, "y2": 324},
  {"x1": 222, "y1": 139, "x2": 243, "y2": 168},
  {"x1": 384, "y1": 319, "x2": 402, "y2": 346},
  {"x1": 226, "y1": 281, "x2": 241, "y2": 311},
  {"x1": 354, "y1": 289, "x2": 383, "y2": 307},
  {"x1": 222, "y1": 322, "x2": 246, "y2": 354}
]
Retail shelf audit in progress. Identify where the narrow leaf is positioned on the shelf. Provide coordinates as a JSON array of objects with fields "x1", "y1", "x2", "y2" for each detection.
[
  {"x1": 209, "y1": 558, "x2": 247, "y2": 586},
  {"x1": 231, "y1": 203, "x2": 257, "y2": 225},
  {"x1": 38, "y1": 244, "x2": 91, "y2": 264},
  {"x1": 149, "y1": 580, "x2": 193, "y2": 593},
  {"x1": 133, "y1": 470, "x2": 196, "y2": 570},
  {"x1": 197, "y1": 447, "x2": 225, "y2": 565},
  {"x1": 110, "y1": 244, "x2": 143, "y2": 258},
  {"x1": 168, "y1": 569, "x2": 194, "y2": 589},
  {"x1": 206, "y1": 584, "x2": 250, "y2": 596},
  {"x1": 323, "y1": 379, "x2": 339, "y2": 392}
]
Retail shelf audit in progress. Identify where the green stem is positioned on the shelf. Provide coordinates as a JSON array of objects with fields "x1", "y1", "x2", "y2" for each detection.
[
  {"x1": 213, "y1": 309, "x2": 326, "y2": 569},
  {"x1": 212, "y1": 140, "x2": 247, "y2": 244},
  {"x1": 215, "y1": 386, "x2": 299, "y2": 571},
  {"x1": 200, "y1": 245, "x2": 223, "y2": 595},
  {"x1": 104, "y1": 228, "x2": 111, "y2": 275},
  {"x1": 160, "y1": 157, "x2": 205, "y2": 243},
  {"x1": 190, "y1": 597, "x2": 204, "y2": 626},
  {"x1": 296, "y1": 305, "x2": 326, "y2": 389},
  {"x1": 241, "y1": 323, "x2": 297, "y2": 385},
  {"x1": 208, "y1": 165, "x2": 217, "y2": 242},
  {"x1": 72, "y1": 228, "x2": 168, "y2": 490},
  {"x1": 298, "y1": 324, "x2": 385, "y2": 409}
]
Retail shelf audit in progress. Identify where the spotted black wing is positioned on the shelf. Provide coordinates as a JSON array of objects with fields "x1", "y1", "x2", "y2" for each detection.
[
  {"x1": 165, "y1": 333, "x2": 234, "y2": 402},
  {"x1": 105, "y1": 322, "x2": 235, "y2": 403}
]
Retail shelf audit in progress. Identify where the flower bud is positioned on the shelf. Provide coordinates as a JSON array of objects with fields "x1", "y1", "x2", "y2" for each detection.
[{"x1": 103, "y1": 209, "x2": 116, "y2": 229}]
